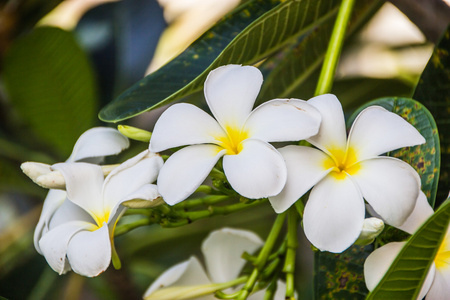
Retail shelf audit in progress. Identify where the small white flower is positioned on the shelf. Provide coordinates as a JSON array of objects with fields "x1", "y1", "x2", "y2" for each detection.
[
  {"x1": 144, "y1": 227, "x2": 286, "y2": 300},
  {"x1": 38, "y1": 150, "x2": 163, "y2": 277},
  {"x1": 270, "y1": 94, "x2": 425, "y2": 252},
  {"x1": 150, "y1": 64, "x2": 322, "y2": 205},
  {"x1": 364, "y1": 192, "x2": 450, "y2": 300},
  {"x1": 32, "y1": 127, "x2": 130, "y2": 256}
]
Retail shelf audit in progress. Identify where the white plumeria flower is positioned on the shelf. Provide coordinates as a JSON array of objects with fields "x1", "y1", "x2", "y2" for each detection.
[
  {"x1": 33, "y1": 127, "x2": 130, "y2": 255},
  {"x1": 269, "y1": 94, "x2": 425, "y2": 253},
  {"x1": 150, "y1": 64, "x2": 322, "y2": 205},
  {"x1": 144, "y1": 227, "x2": 287, "y2": 300},
  {"x1": 38, "y1": 150, "x2": 164, "y2": 277},
  {"x1": 364, "y1": 192, "x2": 450, "y2": 300}
]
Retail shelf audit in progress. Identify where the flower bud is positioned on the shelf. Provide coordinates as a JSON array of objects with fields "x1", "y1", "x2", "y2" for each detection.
[
  {"x1": 118, "y1": 125, "x2": 152, "y2": 142},
  {"x1": 355, "y1": 217, "x2": 385, "y2": 245}
]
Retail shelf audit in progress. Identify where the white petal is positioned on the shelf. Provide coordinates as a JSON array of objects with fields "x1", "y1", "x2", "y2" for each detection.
[
  {"x1": 426, "y1": 267, "x2": 450, "y2": 300},
  {"x1": 34, "y1": 189, "x2": 67, "y2": 254},
  {"x1": 103, "y1": 150, "x2": 163, "y2": 213},
  {"x1": 202, "y1": 228, "x2": 263, "y2": 283},
  {"x1": 306, "y1": 94, "x2": 347, "y2": 153},
  {"x1": 303, "y1": 174, "x2": 365, "y2": 253},
  {"x1": 158, "y1": 145, "x2": 226, "y2": 205},
  {"x1": 52, "y1": 162, "x2": 104, "y2": 217},
  {"x1": 269, "y1": 146, "x2": 332, "y2": 213},
  {"x1": 398, "y1": 191, "x2": 434, "y2": 234},
  {"x1": 149, "y1": 103, "x2": 225, "y2": 152},
  {"x1": 120, "y1": 184, "x2": 161, "y2": 206},
  {"x1": 347, "y1": 106, "x2": 425, "y2": 159},
  {"x1": 204, "y1": 65, "x2": 262, "y2": 129},
  {"x1": 352, "y1": 157, "x2": 421, "y2": 227},
  {"x1": 144, "y1": 256, "x2": 211, "y2": 298},
  {"x1": 39, "y1": 221, "x2": 96, "y2": 274},
  {"x1": 364, "y1": 242, "x2": 406, "y2": 291},
  {"x1": 223, "y1": 139, "x2": 286, "y2": 199},
  {"x1": 67, "y1": 127, "x2": 129, "y2": 163},
  {"x1": 49, "y1": 197, "x2": 95, "y2": 229},
  {"x1": 243, "y1": 99, "x2": 321, "y2": 142},
  {"x1": 66, "y1": 224, "x2": 111, "y2": 277}
]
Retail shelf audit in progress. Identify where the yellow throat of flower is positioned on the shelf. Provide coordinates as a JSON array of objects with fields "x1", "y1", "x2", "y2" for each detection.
[
  {"x1": 323, "y1": 147, "x2": 360, "y2": 180},
  {"x1": 435, "y1": 237, "x2": 450, "y2": 270},
  {"x1": 216, "y1": 125, "x2": 249, "y2": 155},
  {"x1": 91, "y1": 209, "x2": 111, "y2": 230}
]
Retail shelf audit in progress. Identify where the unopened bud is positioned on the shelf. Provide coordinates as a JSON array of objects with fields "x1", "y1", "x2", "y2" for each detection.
[
  {"x1": 21, "y1": 162, "x2": 119, "y2": 190},
  {"x1": 122, "y1": 197, "x2": 165, "y2": 208},
  {"x1": 118, "y1": 125, "x2": 151, "y2": 142},
  {"x1": 355, "y1": 217, "x2": 384, "y2": 245}
]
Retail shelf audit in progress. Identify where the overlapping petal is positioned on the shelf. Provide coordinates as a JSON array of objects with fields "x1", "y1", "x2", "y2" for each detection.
[
  {"x1": 144, "y1": 257, "x2": 212, "y2": 299},
  {"x1": 243, "y1": 99, "x2": 321, "y2": 142},
  {"x1": 204, "y1": 64, "x2": 262, "y2": 129},
  {"x1": 149, "y1": 103, "x2": 226, "y2": 152},
  {"x1": 68, "y1": 127, "x2": 129, "y2": 163},
  {"x1": 48, "y1": 198, "x2": 95, "y2": 229},
  {"x1": 103, "y1": 150, "x2": 163, "y2": 213},
  {"x1": 306, "y1": 94, "x2": 347, "y2": 153},
  {"x1": 39, "y1": 221, "x2": 96, "y2": 274},
  {"x1": 348, "y1": 106, "x2": 426, "y2": 159},
  {"x1": 303, "y1": 175, "x2": 365, "y2": 253},
  {"x1": 397, "y1": 191, "x2": 434, "y2": 234},
  {"x1": 52, "y1": 162, "x2": 104, "y2": 218},
  {"x1": 158, "y1": 144, "x2": 226, "y2": 205},
  {"x1": 269, "y1": 146, "x2": 333, "y2": 213},
  {"x1": 223, "y1": 139, "x2": 286, "y2": 199},
  {"x1": 351, "y1": 157, "x2": 420, "y2": 227},
  {"x1": 202, "y1": 228, "x2": 263, "y2": 283},
  {"x1": 66, "y1": 224, "x2": 111, "y2": 277},
  {"x1": 34, "y1": 189, "x2": 67, "y2": 253}
]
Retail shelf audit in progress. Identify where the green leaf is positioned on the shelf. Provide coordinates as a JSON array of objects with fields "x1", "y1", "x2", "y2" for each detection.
[
  {"x1": 314, "y1": 245, "x2": 372, "y2": 300},
  {"x1": 2, "y1": 26, "x2": 98, "y2": 157},
  {"x1": 99, "y1": 0, "x2": 343, "y2": 122},
  {"x1": 348, "y1": 97, "x2": 440, "y2": 207},
  {"x1": 366, "y1": 198, "x2": 450, "y2": 299},
  {"x1": 257, "y1": 0, "x2": 382, "y2": 103},
  {"x1": 413, "y1": 26, "x2": 450, "y2": 205}
]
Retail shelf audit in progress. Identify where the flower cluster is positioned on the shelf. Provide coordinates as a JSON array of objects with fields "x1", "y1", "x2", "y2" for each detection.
[{"x1": 22, "y1": 64, "x2": 431, "y2": 297}]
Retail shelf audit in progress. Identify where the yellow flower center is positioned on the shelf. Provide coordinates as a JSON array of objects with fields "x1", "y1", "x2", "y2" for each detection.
[
  {"x1": 435, "y1": 237, "x2": 450, "y2": 270},
  {"x1": 215, "y1": 125, "x2": 249, "y2": 155},
  {"x1": 91, "y1": 209, "x2": 111, "y2": 230},
  {"x1": 323, "y1": 146, "x2": 360, "y2": 180}
]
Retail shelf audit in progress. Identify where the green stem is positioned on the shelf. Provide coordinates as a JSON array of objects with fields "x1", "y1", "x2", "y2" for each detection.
[
  {"x1": 283, "y1": 207, "x2": 299, "y2": 298},
  {"x1": 314, "y1": 0, "x2": 356, "y2": 96},
  {"x1": 162, "y1": 199, "x2": 268, "y2": 228},
  {"x1": 173, "y1": 195, "x2": 230, "y2": 210},
  {"x1": 236, "y1": 213, "x2": 287, "y2": 300},
  {"x1": 114, "y1": 218, "x2": 152, "y2": 236}
]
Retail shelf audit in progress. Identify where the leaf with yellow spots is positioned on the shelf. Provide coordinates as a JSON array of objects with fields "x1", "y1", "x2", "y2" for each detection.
[{"x1": 347, "y1": 97, "x2": 440, "y2": 208}]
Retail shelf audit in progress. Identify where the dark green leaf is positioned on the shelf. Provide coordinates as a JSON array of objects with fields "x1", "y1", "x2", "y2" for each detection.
[
  {"x1": 348, "y1": 97, "x2": 440, "y2": 207},
  {"x1": 413, "y1": 26, "x2": 450, "y2": 206},
  {"x1": 366, "y1": 198, "x2": 450, "y2": 299},
  {"x1": 314, "y1": 245, "x2": 372, "y2": 300},
  {"x1": 2, "y1": 27, "x2": 98, "y2": 157},
  {"x1": 99, "y1": 0, "x2": 343, "y2": 122},
  {"x1": 257, "y1": 0, "x2": 383, "y2": 103}
]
